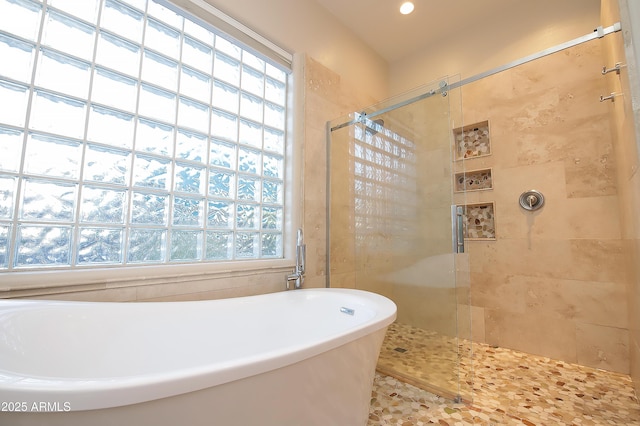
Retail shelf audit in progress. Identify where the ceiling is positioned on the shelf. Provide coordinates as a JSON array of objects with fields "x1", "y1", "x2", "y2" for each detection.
[{"x1": 312, "y1": 0, "x2": 571, "y2": 63}]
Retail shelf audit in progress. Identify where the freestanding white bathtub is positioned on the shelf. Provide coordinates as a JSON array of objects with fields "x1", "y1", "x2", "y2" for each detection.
[{"x1": 0, "y1": 288, "x2": 396, "y2": 426}]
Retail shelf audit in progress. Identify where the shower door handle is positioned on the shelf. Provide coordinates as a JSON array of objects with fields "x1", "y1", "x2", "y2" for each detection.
[{"x1": 451, "y1": 205, "x2": 465, "y2": 254}]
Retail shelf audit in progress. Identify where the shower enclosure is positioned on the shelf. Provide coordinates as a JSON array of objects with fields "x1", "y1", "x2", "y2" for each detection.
[{"x1": 327, "y1": 77, "x2": 472, "y2": 401}]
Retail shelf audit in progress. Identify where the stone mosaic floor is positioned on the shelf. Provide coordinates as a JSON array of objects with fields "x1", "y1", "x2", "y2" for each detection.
[{"x1": 369, "y1": 322, "x2": 640, "y2": 425}]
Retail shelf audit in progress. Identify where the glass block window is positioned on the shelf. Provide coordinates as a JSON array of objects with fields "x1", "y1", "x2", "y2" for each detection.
[{"x1": 0, "y1": 0, "x2": 289, "y2": 270}]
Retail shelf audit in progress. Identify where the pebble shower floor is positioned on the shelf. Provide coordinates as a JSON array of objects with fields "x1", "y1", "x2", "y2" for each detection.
[{"x1": 369, "y1": 323, "x2": 640, "y2": 425}]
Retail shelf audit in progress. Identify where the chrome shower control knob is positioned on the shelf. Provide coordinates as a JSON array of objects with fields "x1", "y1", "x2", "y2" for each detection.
[{"x1": 519, "y1": 190, "x2": 544, "y2": 211}]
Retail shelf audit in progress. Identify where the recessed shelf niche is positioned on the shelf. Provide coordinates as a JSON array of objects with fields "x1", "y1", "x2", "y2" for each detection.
[
  {"x1": 453, "y1": 120, "x2": 491, "y2": 160},
  {"x1": 454, "y1": 168, "x2": 493, "y2": 192},
  {"x1": 460, "y1": 202, "x2": 496, "y2": 240}
]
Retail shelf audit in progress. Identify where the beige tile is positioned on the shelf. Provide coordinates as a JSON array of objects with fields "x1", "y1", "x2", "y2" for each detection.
[
  {"x1": 576, "y1": 322, "x2": 629, "y2": 374},
  {"x1": 484, "y1": 308, "x2": 577, "y2": 362}
]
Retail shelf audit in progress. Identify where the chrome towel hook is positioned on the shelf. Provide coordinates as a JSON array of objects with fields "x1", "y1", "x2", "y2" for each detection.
[
  {"x1": 600, "y1": 92, "x2": 621, "y2": 102},
  {"x1": 601, "y1": 62, "x2": 625, "y2": 75}
]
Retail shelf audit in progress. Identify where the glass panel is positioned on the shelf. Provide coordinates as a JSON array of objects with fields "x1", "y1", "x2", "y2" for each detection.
[
  {"x1": 182, "y1": 36, "x2": 212, "y2": 74},
  {"x1": 176, "y1": 129, "x2": 207, "y2": 162},
  {"x1": 77, "y1": 227, "x2": 123, "y2": 264},
  {"x1": 264, "y1": 102, "x2": 284, "y2": 130},
  {"x1": 101, "y1": 0, "x2": 144, "y2": 43},
  {"x1": 80, "y1": 186, "x2": 126, "y2": 223},
  {"x1": 172, "y1": 196, "x2": 203, "y2": 226},
  {"x1": 132, "y1": 154, "x2": 170, "y2": 190},
  {"x1": 23, "y1": 133, "x2": 82, "y2": 179},
  {"x1": 0, "y1": 224, "x2": 8, "y2": 268},
  {"x1": 15, "y1": 225, "x2": 72, "y2": 267},
  {"x1": 145, "y1": 18, "x2": 180, "y2": 59},
  {"x1": 265, "y1": 76, "x2": 286, "y2": 106},
  {"x1": 29, "y1": 90, "x2": 86, "y2": 139},
  {"x1": 131, "y1": 191, "x2": 168, "y2": 225},
  {"x1": 178, "y1": 97, "x2": 209, "y2": 133},
  {"x1": 128, "y1": 228, "x2": 165, "y2": 263},
  {"x1": 0, "y1": 126, "x2": 24, "y2": 172},
  {"x1": 180, "y1": 66, "x2": 211, "y2": 103},
  {"x1": 262, "y1": 180, "x2": 282, "y2": 204},
  {"x1": 327, "y1": 77, "x2": 469, "y2": 399},
  {"x1": 170, "y1": 230, "x2": 202, "y2": 260},
  {"x1": 241, "y1": 65, "x2": 263, "y2": 96},
  {"x1": 175, "y1": 162, "x2": 204, "y2": 195},
  {"x1": 41, "y1": 9, "x2": 95, "y2": 61},
  {"x1": 240, "y1": 92, "x2": 263, "y2": 122},
  {"x1": 265, "y1": 63, "x2": 286, "y2": 83},
  {"x1": 205, "y1": 231, "x2": 232, "y2": 260},
  {"x1": 146, "y1": 0, "x2": 182, "y2": 28},
  {"x1": 261, "y1": 232, "x2": 281, "y2": 257},
  {"x1": 35, "y1": 48, "x2": 91, "y2": 99},
  {"x1": 0, "y1": 0, "x2": 42, "y2": 41},
  {"x1": 215, "y1": 36, "x2": 240, "y2": 60},
  {"x1": 207, "y1": 200, "x2": 232, "y2": 228},
  {"x1": 238, "y1": 147, "x2": 260, "y2": 174},
  {"x1": 234, "y1": 231, "x2": 258, "y2": 258},
  {"x1": 0, "y1": 34, "x2": 35, "y2": 83},
  {"x1": 0, "y1": 176, "x2": 16, "y2": 219},
  {"x1": 49, "y1": 0, "x2": 99, "y2": 24},
  {"x1": 213, "y1": 52, "x2": 240, "y2": 86},
  {"x1": 237, "y1": 175, "x2": 260, "y2": 202},
  {"x1": 135, "y1": 118, "x2": 173, "y2": 156},
  {"x1": 210, "y1": 139, "x2": 235, "y2": 169},
  {"x1": 95, "y1": 32, "x2": 140, "y2": 77},
  {"x1": 236, "y1": 203, "x2": 258, "y2": 229},
  {"x1": 92, "y1": 67, "x2": 138, "y2": 112},
  {"x1": 87, "y1": 105, "x2": 135, "y2": 148},
  {"x1": 211, "y1": 108, "x2": 237, "y2": 141},
  {"x1": 142, "y1": 50, "x2": 178, "y2": 91},
  {"x1": 184, "y1": 19, "x2": 213, "y2": 45},
  {"x1": 138, "y1": 84, "x2": 176, "y2": 123},
  {"x1": 84, "y1": 144, "x2": 131, "y2": 185},
  {"x1": 0, "y1": 80, "x2": 29, "y2": 127},
  {"x1": 208, "y1": 170, "x2": 233, "y2": 198},
  {"x1": 263, "y1": 153, "x2": 283, "y2": 178},
  {"x1": 261, "y1": 206, "x2": 281, "y2": 230},
  {"x1": 264, "y1": 127, "x2": 284, "y2": 154},
  {"x1": 212, "y1": 80, "x2": 239, "y2": 113},
  {"x1": 239, "y1": 119, "x2": 261, "y2": 148},
  {"x1": 20, "y1": 178, "x2": 76, "y2": 222},
  {"x1": 242, "y1": 51, "x2": 265, "y2": 72}
]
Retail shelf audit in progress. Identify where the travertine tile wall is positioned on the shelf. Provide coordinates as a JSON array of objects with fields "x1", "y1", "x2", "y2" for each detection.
[
  {"x1": 601, "y1": 0, "x2": 640, "y2": 391},
  {"x1": 302, "y1": 56, "x2": 378, "y2": 289},
  {"x1": 460, "y1": 39, "x2": 630, "y2": 373}
]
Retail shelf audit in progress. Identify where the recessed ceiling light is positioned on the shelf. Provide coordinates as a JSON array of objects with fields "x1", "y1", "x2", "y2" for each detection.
[{"x1": 400, "y1": 1, "x2": 414, "y2": 15}]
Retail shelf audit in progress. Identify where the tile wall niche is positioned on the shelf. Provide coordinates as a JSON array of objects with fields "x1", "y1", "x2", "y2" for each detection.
[
  {"x1": 462, "y1": 202, "x2": 496, "y2": 240},
  {"x1": 454, "y1": 120, "x2": 495, "y2": 240},
  {"x1": 453, "y1": 120, "x2": 491, "y2": 160},
  {"x1": 454, "y1": 167, "x2": 493, "y2": 192}
]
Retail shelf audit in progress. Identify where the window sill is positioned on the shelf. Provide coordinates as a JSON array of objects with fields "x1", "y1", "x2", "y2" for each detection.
[{"x1": 0, "y1": 260, "x2": 295, "y2": 298}]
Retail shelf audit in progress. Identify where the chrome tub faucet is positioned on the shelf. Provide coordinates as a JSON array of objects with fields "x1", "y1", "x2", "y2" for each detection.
[{"x1": 286, "y1": 228, "x2": 305, "y2": 290}]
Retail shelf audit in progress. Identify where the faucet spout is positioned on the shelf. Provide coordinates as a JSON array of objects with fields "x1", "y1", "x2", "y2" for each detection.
[{"x1": 286, "y1": 272, "x2": 302, "y2": 290}]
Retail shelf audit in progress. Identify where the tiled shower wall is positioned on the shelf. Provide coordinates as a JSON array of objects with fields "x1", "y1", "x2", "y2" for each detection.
[
  {"x1": 459, "y1": 37, "x2": 629, "y2": 373},
  {"x1": 301, "y1": 56, "x2": 378, "y2": 289},
  {"x1": 601, "y1": 0, "x2": 640, "y2": 391}
]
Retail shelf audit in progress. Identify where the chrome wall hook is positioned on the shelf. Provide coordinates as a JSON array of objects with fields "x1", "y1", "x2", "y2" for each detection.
[
  {"x1": 599, "y1": 92, "x2": 621, "y2": 102},
  {"x1": 601, "y1": 62, "x2": 625, "y2": 75}
]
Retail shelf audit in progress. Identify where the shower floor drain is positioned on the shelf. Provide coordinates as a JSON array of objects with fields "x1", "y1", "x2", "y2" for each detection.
[{"x1": 394, "y1": 347, "x2": 408, "y2": 353}]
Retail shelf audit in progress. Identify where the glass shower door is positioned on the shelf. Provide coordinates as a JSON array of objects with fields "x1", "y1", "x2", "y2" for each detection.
[{"x1": 327, "y1": 77, "x2": 471, "y2": 401}]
